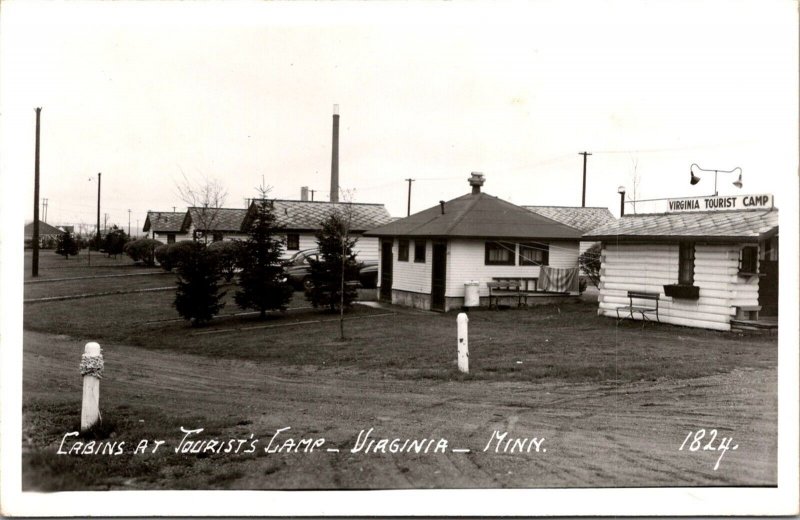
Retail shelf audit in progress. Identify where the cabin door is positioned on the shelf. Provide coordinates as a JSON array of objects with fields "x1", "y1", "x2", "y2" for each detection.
[
  {"x1": 759, "y1": 259, "x2": 778, "y2": 316},
  {"x1": 431, "y1": 241, "x2": 447, "y2": 312},
  {"x1": 380, "y1": 239, "x2": 393, "y2": 302}
]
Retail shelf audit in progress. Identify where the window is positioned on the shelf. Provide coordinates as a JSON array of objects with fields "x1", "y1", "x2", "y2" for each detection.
[
  {"x1": 739, "y1": 245, "x2": 759, "y2": 274},
  {"x1": 398, "y1": 239, "x2": 409, "y2": 262},
  {"x1": 485, "y1": 241, "x2": 515, "y2": 266},
  {"x1": 678, "y1": 242, "x2": 695, "y2": 285},
  {"x1": 167, "y1": 233, "x2": 176, "y2": 244},
  {"x1": 414, "y1": 240, "x2": 426, "y2": 263},
  {"x1": 519, "y1": 243, "x2": 549, "y2": 266},
  {"x1": 213, "y1": 233, "x2": 223, "y2": 242},
  {"x1": 286, "y1": 233, "x2": 300, "y2": 251}
]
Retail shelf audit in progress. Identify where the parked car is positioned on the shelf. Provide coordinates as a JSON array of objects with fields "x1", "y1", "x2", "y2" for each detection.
[{"x1": 284, "y1": 248, "x2": 377, "y2": 291}]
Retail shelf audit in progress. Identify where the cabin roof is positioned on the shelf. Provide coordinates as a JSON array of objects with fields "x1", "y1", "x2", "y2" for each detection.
[
  {"x1": 185, "y1": 207, "x2": 249, "y2": 232},
  {"x1": 243, "y1": 199, "x2": 392, "y2": 232},
  {"x1": 143, "y1": 211, "x2": 187, "y2": 233},
  {"x1": 24, "y1": 220, "x2": 64, "y2": 238},
  {"x1": 583, "y1": 208, "x2": 779, "y2": 243},
  {"x1": 523, "y1": 206, "x2": 616, "y2": 233},
  {"x1": 364, "y1": 192, "x2": 583, "y2": 240}
]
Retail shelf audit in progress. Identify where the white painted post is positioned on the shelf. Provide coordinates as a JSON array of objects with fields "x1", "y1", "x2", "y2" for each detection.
[
  {"x1": 80, "y1": 342, "x2": 103, "y2": 431},
  {"x1": 457, "y1": 312, "x2": 469, "y2": 373}
]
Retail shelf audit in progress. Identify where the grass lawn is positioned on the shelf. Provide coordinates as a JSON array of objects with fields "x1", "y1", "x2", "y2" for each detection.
[{"x1": 25, "y1": 281, "x2": 777, "y2": 383}]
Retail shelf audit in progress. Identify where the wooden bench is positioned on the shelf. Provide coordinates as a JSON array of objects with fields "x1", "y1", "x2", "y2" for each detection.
[
  {"x1": 487, "y1": 280, "x2": 522, "y2": 309},
  {"x1": 616, "y1": 291, "x2": 660, "y2": 324}
]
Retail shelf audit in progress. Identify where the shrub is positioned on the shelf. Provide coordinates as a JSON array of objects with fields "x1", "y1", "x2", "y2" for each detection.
[
  {"x1": 154, "y1": 244, "x2": 170, "y2": 270},
  {"x1": 55, "y1": 231, "x2": 80, "y2": 259},
  {"x1": 208, "y1": 240, "x2": 242, "y2": 282},
  {"x1": 124, "y1": 238, "x2": 161, "y2": 266},
  {"x1": 579, "y1": 243, "x2": 602, "y2": 288},
  {"x1": 103, "y1": 226, "x2": 129, "y2": 257},
  {"x1": 174, "y1": 242, "x2": 225, "y2": 327},
  {"x1": 166, "y1": 241, "x2": 196, "y2": 270}
]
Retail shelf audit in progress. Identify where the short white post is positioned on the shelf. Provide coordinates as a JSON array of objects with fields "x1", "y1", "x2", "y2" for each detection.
[
  {"x1": 457, "y1": 312, "x2": 469, "y2": 373},
  {"x1": 80, "y1": 342, "x2": 103, "y2": 432}
]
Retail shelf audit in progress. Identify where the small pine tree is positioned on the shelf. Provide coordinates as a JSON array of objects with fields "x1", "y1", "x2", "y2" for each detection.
[
  {"x1": 55, "y1": 231, "x2": 80, "y2": 259},
  {"x1": 174, "y1": 242, "x2": 226, "y2": 327},
  {"x1": 307, "y1": 212, "x2": 360, "y2": 312},
  {"x1": 235, "y1": 197, "x2": 293, "y2": 318}
]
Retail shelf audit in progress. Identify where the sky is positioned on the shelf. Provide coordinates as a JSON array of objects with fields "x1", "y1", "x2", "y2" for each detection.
[{"x1": 1, "y1": 0, "x2": 797, "y2": 234}]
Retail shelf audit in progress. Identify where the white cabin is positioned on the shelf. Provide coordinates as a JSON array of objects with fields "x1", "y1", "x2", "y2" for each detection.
[
  {"x1": 365, "y1": 174, "x2": 586, "y2": 311},
  {"x1": 584, "y1": 196, "x2": 779, "y2": 331}
]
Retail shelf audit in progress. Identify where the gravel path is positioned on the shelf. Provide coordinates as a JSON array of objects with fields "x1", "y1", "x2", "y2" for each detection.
[{"x1": 23, "y1": 330, "x2": 777, "y2": 489}]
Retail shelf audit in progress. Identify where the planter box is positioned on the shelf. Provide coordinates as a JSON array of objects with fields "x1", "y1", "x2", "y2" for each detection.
[{"x1": 663, "y1": 284, "x2": 699, "y2": 300}]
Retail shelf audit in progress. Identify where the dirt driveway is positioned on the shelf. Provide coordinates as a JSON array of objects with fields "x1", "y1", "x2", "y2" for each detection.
[{"x1": 23, "y1": 330, "x2": 776, "y2": 489}]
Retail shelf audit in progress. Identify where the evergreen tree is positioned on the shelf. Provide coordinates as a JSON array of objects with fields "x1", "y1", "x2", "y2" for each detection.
[
  {"x1": 55, "y1": 230, "x2": 80, "y2": 259},
  {"x1": 307, "y1": 212, "x2": 360, "y2": 312},
  {"x1": 174, "y1": 242, "x2": 226, "y2": 327},
  {"x1": 234, "y1": 198, "x2": 293, "y2": 318},
  {"x1": 102, "y1": 225, "x2": 128, "y2": 258}
]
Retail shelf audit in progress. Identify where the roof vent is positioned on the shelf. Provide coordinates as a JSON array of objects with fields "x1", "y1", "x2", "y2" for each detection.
[{"x1": 469, "y1": 172, "x2": 485, "y2": 194}]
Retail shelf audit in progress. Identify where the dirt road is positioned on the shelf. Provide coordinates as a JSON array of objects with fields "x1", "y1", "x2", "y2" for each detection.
[{"x1": 23, "y1": 330, "x2": 776, "y2": 489}]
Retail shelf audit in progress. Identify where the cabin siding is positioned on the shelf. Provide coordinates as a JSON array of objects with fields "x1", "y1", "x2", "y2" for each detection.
[
  {"x1": 597, "y1": 242, "x2": 758, "y2": 330},
  {"x1": 389, "y1": 238, "x2": 432, "y2": 294},
  {"x1": 445, "y1": 239, "x2": 579, "y2": 298},
  {"x1": 151, "y1": 232, "x2": 190, "y2": 244}
]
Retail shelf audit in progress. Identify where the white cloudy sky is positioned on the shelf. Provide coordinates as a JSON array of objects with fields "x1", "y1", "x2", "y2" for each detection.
[{"x1": 1, "y1": 0, "x2": 797, "y2": 232}]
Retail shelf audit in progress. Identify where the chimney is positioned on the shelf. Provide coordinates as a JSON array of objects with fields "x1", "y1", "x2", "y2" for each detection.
[
  {"x1": 468, "y1": 172, "x2": 485, "y2": 194},
  {"x1": 301, "y1": 186, "x2": 309, "y2": 201},
  {"x1": 439, "y1": 200, "x2": 446, "y2": 214},
  {"x1": 330, "y1": 104, "x2": 340, "y2": 202}
]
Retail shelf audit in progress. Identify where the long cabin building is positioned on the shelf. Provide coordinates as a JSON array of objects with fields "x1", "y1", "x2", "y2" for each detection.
[{"x1": 583, "y1": 194, "x2": 779, "y2": 331}]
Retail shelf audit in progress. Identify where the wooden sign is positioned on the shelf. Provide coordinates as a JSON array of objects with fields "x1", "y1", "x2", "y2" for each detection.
[{"x1": 666, "y1": 194, "x2": 774, "y2": 213}]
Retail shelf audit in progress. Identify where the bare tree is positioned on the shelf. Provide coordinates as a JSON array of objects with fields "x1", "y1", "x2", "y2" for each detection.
[
  {"x1": 629, "y1": 155, "x2": 641, "y2": 214},
  {"x1": 176, "y1": 171, "x2": 228, "y2": 243},
  {"x1": 336, "y1": 188, "x2": 358, "y2": 340}
]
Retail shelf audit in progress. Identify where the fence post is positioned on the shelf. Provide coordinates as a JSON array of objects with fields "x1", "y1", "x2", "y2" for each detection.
[
  {"x1": 80, "y1": 342, "x2": 103, "y2": 432},
  {"x1": 457, "y1": 312, "x2": 469, "y2": 373}
]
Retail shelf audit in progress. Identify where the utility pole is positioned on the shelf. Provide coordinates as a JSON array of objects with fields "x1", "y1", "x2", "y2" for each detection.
[
  {"x1": 96, "y1": 172, "x2": 101, "y2": 244},
  {"x1": 405, "y1": 178, "x2": 415, "y2": 216},
  {"x1": 32, "y1": 107, "x2": 42, "y2": 278},
  {"x1": 579, "y1": 151, "x2": 592, "y2": 207},
  {"x1": 128, "y1": 209, "x2": 131, "y2": 236}
]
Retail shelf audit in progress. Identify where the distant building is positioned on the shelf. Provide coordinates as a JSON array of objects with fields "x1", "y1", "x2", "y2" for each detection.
[
  {"x1": 523, "y1": 206, "x2": 616, "y2": 253},
  {"x1": 143, "y1": 211, "x2": 190, "y2": 244},
  {"x1": 584, "y1": 194, "x2": 779, "y2": 330},
  {"x1": 242, "y1": 199, "x2": 392, "y2": 261},
  {"x1": 365, "y1": 173, "x2": 586, "y2": 311},
  {"x1": 183, "y1": 207, "x2": 250, "y2": 243},
  {"x1": 24, "y1": 220, "x2": 64, "y2": 249}
]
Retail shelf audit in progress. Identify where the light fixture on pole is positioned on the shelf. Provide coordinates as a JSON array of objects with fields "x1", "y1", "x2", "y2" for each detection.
[
  {"x1": 617, "y1": 186, "x2": 626, "y2": 217},
  {"x1": 689, "y1": 164, "x2": 743, "y2": 196}
]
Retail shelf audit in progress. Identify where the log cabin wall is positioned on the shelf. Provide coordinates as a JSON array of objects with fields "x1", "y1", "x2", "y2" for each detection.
[{"x1": 598, "y1": 242, "x2": 755, "y2": 331}]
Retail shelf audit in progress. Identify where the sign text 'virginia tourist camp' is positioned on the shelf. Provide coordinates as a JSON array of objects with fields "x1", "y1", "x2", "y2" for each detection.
[{"x1": 666, "y1": 194, "x2": 774, "y2": 213}]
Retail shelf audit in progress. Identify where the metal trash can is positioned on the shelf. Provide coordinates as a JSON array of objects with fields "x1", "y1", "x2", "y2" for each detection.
[{"x1": 464, "y1": 281, "x2": 480, "y2": 307}]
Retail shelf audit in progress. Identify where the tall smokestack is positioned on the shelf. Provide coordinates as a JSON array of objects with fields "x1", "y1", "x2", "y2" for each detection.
[{"x1": 330, "y1": 104, "x2": 339, "y2": 202}]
